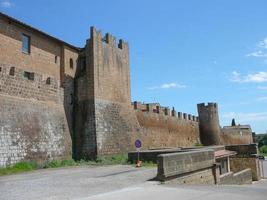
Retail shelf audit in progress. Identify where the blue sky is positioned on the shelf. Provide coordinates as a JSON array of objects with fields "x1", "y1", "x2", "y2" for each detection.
[{"x1": 1, "y1": 0, "x2": 267, "y2": 133}]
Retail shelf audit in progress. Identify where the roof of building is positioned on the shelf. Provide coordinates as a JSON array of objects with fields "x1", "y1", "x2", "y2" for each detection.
[
  {"x1": 223, "y1": 125, "x2": 251, "y2": 130},
  {"x1": 0, "y1": 12, "x2": 81, "y2": 51},
  {"x1": 215, "y1": 149, "x2": 237, "y2": 159}
]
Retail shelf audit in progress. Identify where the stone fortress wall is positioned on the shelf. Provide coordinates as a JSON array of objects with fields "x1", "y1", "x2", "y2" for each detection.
[
  {"x1": 132, "y1": 102, "x2": 200, "y2": 149},
  {"x1": 0, "y1": 13, "x2": 77, "y2": 167},
  {"x1": 74, "y1": 27, "x2": 140, "y2": 159},
  {"x1": 0, "y1": 12, "x2": 255, "y2": 167}
]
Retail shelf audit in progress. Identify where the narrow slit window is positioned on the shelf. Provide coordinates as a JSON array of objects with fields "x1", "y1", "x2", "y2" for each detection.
[
  {"x1": 70, "y1": 58, "x2": 74, "y2": 69},
  {"x1": 9, "y1": 67, "x2": 15, "y2": 76},
  {"x1": 46, "y1": 77, "x2": 51, "y2": 85},
  {"x1": 22, "y1": 34, "x2": 31, "y2": 54}
]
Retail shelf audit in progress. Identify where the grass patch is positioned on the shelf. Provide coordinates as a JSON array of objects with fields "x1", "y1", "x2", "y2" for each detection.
[
  {"x1": 0, "y1": 153, "x2": 157, "y2": 176},
  {"x1": 43, "y1": 159, "x2": 77, "y2": 168},
  {"x1": 194, "y1": 143, "x2": 203, "y2": 147},
  {"x1": 139, "y1": 161, "x2": 157, "y2": 168},
  {"x1": 96, "y1": 153, "x2": 129, "y2": 165},
  {"x1": 0, "y1": 161, "x2": 38, "y2": 176}
]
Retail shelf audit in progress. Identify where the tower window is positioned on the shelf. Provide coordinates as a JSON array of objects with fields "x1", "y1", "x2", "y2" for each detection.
[
  {"x1": 9, "y1": 67, "x2": 15, "y2": 76},
  {"x1": 46, "y1": 77, "x2": 51, "y2": 85},
  {"x1": 22, "y1": 34, "x2": 31, "y2": 54},
  {"x1": 70, "y1": 58, "x2": 73, "y2": 69},
  {"x1": 23, "y1": 71, "x2": 34, "y2": 80},
  {"x1": 55, "y1": 56, "x2": 58, "y2": 63}
]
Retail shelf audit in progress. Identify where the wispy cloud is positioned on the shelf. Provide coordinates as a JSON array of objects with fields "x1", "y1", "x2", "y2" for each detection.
[
  {"x1": 230, "y1": 71, "x2": 267, "y2": 83},
  {"x1": 258, "y1": 86, "x2": 267, "y2": 90},
  {"x1": 148, "y1": 82, "x2": 187, "y2": 90},
  {"x1": 222, "y1": 112, "x2": 267, "y2": 123},
  {"x1": 1, "y1": 1, "x2": 13, "y2": 8},
  {"x1": 246, "y1": 37, "x2": 267, "y2": 63},
  {"x1": 246, "y1": 50, "x2": 267, "y2": 58}
]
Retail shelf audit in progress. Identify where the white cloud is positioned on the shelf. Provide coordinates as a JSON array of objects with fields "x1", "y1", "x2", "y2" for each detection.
[
  {"x1": 246, "y1": 50, "x2": 267, "y2": 58},
  {"x1": 230, "y1": 71, "x2": 241, "y2": 82},
  {"x1": 258, "y1": 37, "x2": 267, "y2": 49},
  {"x1": 230, "y1": 71, "x2": 267, "y2": 83},
  {"x1": 148, "y1": 82, "x2": 187, "y2": 90},
  {"x1": 1, "y1": 1, "x2": 13, "y2": 8},
  {"x1": 222, "y1": 112, "x2": 267, "y2": 123},
  {"x1": 246, "y1": 37, "x2": 267, "y2": 63}
]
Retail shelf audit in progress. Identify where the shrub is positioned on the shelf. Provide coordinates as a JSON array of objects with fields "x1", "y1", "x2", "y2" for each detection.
[{"x1": 260, "y1": 145, "x2": 267, "y2": 154}]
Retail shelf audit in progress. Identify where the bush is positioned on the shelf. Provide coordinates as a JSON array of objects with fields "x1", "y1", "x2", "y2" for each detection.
[{"x1": 260, "y1": 145, "x2": 267, "y2": 154}]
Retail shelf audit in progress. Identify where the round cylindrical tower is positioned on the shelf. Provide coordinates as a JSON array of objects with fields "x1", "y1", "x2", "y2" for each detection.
[{"x1": 197, "y1": 103, "x2": 221, "y2": 146}]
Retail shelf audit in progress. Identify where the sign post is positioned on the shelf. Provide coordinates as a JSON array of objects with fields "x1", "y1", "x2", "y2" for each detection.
[{"x1": 135, "y1": 139, "x2": 142, "y2": 167}]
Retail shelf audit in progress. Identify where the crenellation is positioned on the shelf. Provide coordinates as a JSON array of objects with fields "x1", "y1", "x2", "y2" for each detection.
[
  {"x1": 171, "y1": 107, "x2": 177, "y2": 117},
  {"x1": 0, "y1": 12, "x2": 254, "y2": 167},
  {"x1": 188, "y1": 114, "x2": 192, "y2": 120},
  {"x1": 164, "y1": 107, "x2": 170, "y2": 116}
]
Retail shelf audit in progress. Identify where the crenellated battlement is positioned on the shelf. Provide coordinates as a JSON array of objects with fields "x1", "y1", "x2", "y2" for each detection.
[
  {"x1": 90, "y1": 26, "x2": 129, "y2": 51},
  {"x1": 132, "y1": 101, "x2": 199, "y2": 122},
  {"x1": 197, "y1": 102, "x2": 218, "y2": 111}
]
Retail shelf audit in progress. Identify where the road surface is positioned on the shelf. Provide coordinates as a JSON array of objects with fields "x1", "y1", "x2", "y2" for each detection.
[{"x1": 0, "y1": 164, "x2": 266, "y2": 200}]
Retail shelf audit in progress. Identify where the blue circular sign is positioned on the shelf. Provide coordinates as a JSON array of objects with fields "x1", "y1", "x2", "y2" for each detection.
[{"x1": 135, "y1": 139, "x2": 142, "y2": 148}]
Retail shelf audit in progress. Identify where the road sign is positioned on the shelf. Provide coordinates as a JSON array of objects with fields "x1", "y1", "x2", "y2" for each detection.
[{"x1": 135, "y1": 139, "x2": 142, "y2": 148}]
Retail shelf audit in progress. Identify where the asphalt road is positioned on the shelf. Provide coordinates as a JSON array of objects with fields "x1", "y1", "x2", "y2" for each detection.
[{"x1": 0, "y1": 163, "x2": 267, "y2": 200}]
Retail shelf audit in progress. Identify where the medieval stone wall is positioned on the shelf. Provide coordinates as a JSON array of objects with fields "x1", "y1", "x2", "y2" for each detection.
[
  {"x1": 0, "y1": 14, "x2": 76, "y2": 167},
  {"x1": 0, "y1": 64, "x2": 72, "y2": 167},
  {"x1": 134, "y1": 110, "x2": 200, "y2": 149},
  {"x1": 0, "y1": 16, "x2": 62, "y2": 78},
  {"x1": 220, "y1": 127, "x2": 253, "y2": 145},
  {"x1": 74, "y1": 27, "x2": 139, "y2": 159}
]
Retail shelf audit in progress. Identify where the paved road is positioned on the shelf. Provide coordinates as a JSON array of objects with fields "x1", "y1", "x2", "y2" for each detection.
[{"x1": 0, "y1": 165, "x2": 267, "y2": 200}]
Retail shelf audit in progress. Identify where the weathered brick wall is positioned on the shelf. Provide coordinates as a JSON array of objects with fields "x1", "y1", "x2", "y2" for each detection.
[
  {"x1": 74, "y1": 27, "x2": 139, "y2": 159},
  {"x1": 0, "y1": 64, "x2": 72, "y2": 167},
  {"x1": 0, "y1": 64, "x2": 63, "y2": 103},
  {"x1": 0, "y1": 95, "x2": 72, "y2": 167},
  {"x1": 135, "y1": 110, "x2": 200, "y2": 149},
  {"x1": 228, "y1": 157, "x2": 260, "y2": 181},
  {"x1": 221, "y1": 128, "x2": 253, "y2": 145},
  {"x1": 0, "y1": 16, "x2": 62, "y2": 78},
  {"x1": 0, "y1": 14, "x2": 77, "y2": 166},
  {"x1": 225, "y1": 144, "x2": 260, "y2": 181}
]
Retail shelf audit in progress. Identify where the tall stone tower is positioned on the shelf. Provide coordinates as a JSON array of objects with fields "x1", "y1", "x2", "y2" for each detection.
[
  {"x1": 74, "y1": 27, "x2": 139, "y2": 160},
  {"x1": 197, "y1": 103, "x2": 221, "y2": 146}
]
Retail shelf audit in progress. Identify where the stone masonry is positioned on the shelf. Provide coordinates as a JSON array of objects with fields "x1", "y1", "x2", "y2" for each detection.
[{"x1": 0, "y1": 12, "x2": 255, "y2": 167}]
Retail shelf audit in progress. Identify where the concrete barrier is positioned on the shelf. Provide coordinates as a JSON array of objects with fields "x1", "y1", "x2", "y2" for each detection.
[
  {"x1": 219, "y1": 168, "x2": 252, "y2": 185},
  {"x1": 128, "y1": 148, "x2": 182, "y2": 163},
  {"x1": 157, "y1": 150, "x2": 215, "y2": 182}
]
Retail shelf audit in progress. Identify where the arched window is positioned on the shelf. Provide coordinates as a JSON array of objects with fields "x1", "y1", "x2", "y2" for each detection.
[{"x1": 70, "y1": 58, "x2": 73, "y2": 69}]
